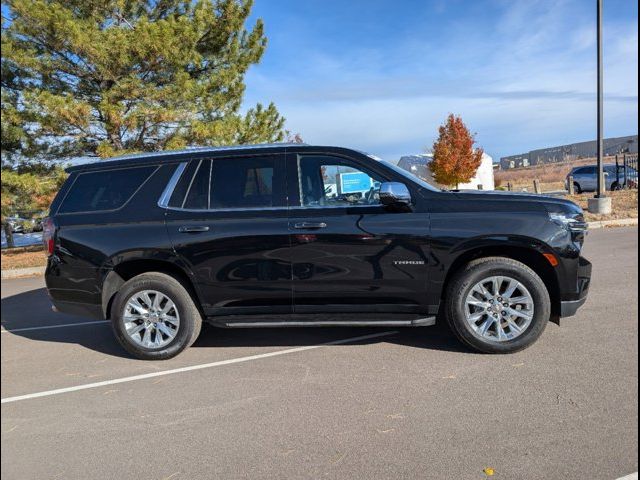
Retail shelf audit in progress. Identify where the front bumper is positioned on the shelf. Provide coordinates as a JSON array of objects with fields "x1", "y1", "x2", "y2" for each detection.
[
  {"x1": 560, "y1": 256, "x2": 592, "y2": 317},
  {"x1": 560, "y1": 297, "x2": 587, "y2": 317}
]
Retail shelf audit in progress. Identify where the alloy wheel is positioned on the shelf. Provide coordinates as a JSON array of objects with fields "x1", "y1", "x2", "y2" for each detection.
[
  {"x1": 464, "y1": 275, "x2": 534, "y2": 342},
  {"x1": 122, "y1": 290, "x2": 180, "y2": 348}
]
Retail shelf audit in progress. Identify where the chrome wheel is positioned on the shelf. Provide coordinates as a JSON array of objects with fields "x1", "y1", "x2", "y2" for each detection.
[
  {"x1": 464, "y1": 276, "x2": 534, "y2": 342},
  {"x1": 122, "y1": 290, "x2": 180, "y2": 349}
]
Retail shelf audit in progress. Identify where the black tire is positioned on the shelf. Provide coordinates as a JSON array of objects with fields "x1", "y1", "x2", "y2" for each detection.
[
  {"x1": 573, "y1": 182, "x2": 582, "y2": 194},
  {"x1": 444, "y1": 257, "x2": 550, "y2": 354},
  {"x1": 611, "y1": 182, "x2": 621, "y2": 191},
  {"x1": 111, "y1": 272, "x2": 202, "y2": 360}
]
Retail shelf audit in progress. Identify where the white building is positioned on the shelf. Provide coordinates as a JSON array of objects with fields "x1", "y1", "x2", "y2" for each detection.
[{"x1": 397, "y1": 152, "x2": 495, "y2": 190}]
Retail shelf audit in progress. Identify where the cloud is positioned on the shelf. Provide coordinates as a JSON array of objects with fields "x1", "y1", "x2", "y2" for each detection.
[{"x1": 244, "y1": 0, "x2": 638, "y2": 160}]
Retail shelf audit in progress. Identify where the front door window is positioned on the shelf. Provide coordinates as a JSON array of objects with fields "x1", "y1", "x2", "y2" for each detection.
[{"x1": 298, "y1": 156, "x2": 384, "y2": 207}]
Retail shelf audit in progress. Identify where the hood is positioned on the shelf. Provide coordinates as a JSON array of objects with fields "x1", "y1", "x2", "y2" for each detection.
[{"x1": 449, "y1": 189, "x2": 583, "y2": 214}]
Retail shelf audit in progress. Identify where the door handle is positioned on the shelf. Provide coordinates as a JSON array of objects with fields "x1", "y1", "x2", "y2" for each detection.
[
  {"x1": 293, "y1": 222, "x2": 327, "y2": 229},
  {"x1": 178, "y1": 226, "x2": 210, "y2": 233}
]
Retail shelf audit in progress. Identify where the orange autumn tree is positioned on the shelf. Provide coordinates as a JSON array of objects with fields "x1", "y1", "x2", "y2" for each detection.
[{"x1": 430, "y1": 114, "x2": 483, "y2": 189}]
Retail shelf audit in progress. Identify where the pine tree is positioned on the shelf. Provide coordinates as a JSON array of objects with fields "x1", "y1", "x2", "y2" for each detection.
[
  {"x1": 1, "y1": 167, "x2": 66, "y2": 247},
  {"x1": 430, "y1": 114, "x2": 483, "y2": 189},
  {"x1": 1, "y1": 0, "x2": 286, "y2": 159}
]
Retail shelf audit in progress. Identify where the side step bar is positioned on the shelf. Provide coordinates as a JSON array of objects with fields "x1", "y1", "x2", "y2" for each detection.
[{"x1": 222, "y1": 317, "x2": 436, "y2": 328}]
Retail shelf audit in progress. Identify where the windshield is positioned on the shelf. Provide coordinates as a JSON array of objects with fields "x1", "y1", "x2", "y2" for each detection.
[{"x1": 365, "y1": 154, "x2": 440, "y2": 192}]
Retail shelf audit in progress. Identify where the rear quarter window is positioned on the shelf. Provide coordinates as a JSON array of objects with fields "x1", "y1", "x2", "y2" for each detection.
[{"x1": 58, "y1": 165, "x2": 157, "y2": 214}]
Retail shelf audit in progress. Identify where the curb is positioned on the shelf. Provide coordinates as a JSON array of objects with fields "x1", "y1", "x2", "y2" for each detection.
[
  {"x1": 587, "y1": 218, "x2": 638, "y2": 229},
  {"x1": 1, "y1": 266, "x2": 46, "y2": 279}
]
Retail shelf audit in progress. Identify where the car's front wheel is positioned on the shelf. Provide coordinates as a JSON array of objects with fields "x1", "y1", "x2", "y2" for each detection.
[
  {"x1": 111, "y1": 272, "x2": 202, "y2": 360},
  {"x1": 445, "y1": 257, "x2": 550, "y2": 354}
]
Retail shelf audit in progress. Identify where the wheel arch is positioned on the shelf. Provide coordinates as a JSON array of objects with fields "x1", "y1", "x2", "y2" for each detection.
[
  {"x1": 102, "y1": 259, "x2": 202, "y2": 320},
  {"x1": 442, "y1": 243, "x2": 561, "y2": 322}
]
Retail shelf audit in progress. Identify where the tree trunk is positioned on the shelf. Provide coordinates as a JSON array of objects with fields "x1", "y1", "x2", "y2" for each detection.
[
  {"x1": 105, "y1": 122, "x2": 124, "y2": 151},
  {"x1": 2, "y1": 222, "x2": 15, "y2": 248}
]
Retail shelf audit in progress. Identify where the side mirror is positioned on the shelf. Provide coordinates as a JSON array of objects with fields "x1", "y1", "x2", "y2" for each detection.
[{"x1": 379, "y1": 182, "x2": 412, "y2": 206}]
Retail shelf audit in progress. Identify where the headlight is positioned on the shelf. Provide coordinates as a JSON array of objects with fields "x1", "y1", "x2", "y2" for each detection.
[{"x1": 549, "y1": 212, "x2": 588, "y2": 232}]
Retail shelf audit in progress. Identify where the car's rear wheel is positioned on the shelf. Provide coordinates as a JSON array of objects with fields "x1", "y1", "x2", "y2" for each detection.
[
  {"x1": 573, "y1": 182, "x2": 582, "y2": 194},
  {"x1": 111, "y1": 272, "x2": 202, "y2": 360},
  {"x1": 445, "y1": 257, "x2": 550, "y2": 354}
]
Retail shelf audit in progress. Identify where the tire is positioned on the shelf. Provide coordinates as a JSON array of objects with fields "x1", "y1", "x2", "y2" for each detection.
[
  {"x1": 111, "y1": 272, "x2": 202, "y2": 360},
  {"x1": 444, "y1": 257, "x2": 551, "y2": 354},
  {"x1": 611, "y1": 182, "x2": 621, "y2": 191},
  {"x1": 573, "y1": 182, "x2": 582, "y2": 194}
]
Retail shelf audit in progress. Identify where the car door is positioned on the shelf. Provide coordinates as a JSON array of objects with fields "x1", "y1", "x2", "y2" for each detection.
[
  {"x1": 582, "y1": 166, "x2": 598, "y2": 191},
  {"x1": 571, "y1": 167, "x2": 586, "y2": 190},
  {"x1": 604, "y1": 166, "x2": 617, "y2": 190},
  {"x1": 164, "y1": 154, "x2": 292, "y2": 317},
  {"x1": 572, "y1": 167, "x2": 591, "y2": 191},
  {"x1": 286, "y1": 151, "x2": 431, "y2": 315}
]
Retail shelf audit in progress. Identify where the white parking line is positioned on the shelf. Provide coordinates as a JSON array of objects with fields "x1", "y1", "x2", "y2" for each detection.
[
  {"x1": 617, "y1": 473, "x2": 638, "y2": 480},
  {"x1": 1, "y1": 320, "x2": 109, "y2": 333},
  {"x1": 1, "y1": 330, "x2": 397, "y2": 404}
]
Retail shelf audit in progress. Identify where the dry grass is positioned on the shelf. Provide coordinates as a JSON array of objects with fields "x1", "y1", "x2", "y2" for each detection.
[
  {"x1": 494, "y1": 156, "x2": 618, "y2": 190},
  {"x1": 495, "y1": 156, "x2": 638, "y2": 220},
  {"x1": 1, "y1": 245, "x2": 47, "y2": 270},
  {"x1": 567, "y1": 189, "x2": 638, "y2": 222}
]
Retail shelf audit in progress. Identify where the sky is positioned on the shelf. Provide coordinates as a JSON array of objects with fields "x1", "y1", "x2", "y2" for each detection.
[{"x1": 243, "y1": 0, "x2": 638, "y2": 162}]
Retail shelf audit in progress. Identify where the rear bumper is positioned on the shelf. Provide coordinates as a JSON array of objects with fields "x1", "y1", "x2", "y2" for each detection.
[
  {"x1": 45, "y1": 258, "x2": 104, "y2": 320},
  {"x1": 50, "y1": 299, "x2": 104, "y2": 320},
  {"x1": 560, "y1": 256, "x2": 592, "y2": 318}
]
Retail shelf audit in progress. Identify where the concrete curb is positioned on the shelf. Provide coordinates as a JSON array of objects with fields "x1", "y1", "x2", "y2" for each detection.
[
  {"x1": 588, "y1": 218, "x2": 638, "y2": 229},
  {"x1": 1, "y1": 266, "x2": 46, "y2": 279},
  {"x1": 0, "y1": 218, "x2": 637, "y2": 279}
]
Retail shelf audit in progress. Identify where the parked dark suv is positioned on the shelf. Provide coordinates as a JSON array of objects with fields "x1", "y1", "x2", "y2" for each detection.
[{"x1": 44, "y1": 144, "x2": 591, "y2": 359}]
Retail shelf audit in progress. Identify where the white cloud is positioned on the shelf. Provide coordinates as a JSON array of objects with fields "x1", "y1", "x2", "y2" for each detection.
[{"x1": 244, "y1": 0, "x2": 638, "y2": 160}]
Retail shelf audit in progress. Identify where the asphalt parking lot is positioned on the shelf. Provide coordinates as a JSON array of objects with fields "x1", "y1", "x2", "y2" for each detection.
[{"x1": 1, "y1": 227, "x2": 638, "y2": 480}]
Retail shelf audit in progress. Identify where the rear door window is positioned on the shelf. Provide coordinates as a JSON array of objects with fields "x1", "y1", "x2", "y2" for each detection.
[
  {"x1": 168, "y1": 161, "x2": 200, "y2": 208},
  {"x1": 182, "y1": 160, "x2": 211, "y2": 209},
  {"x1": 210, "y1": 156, "x2": 284, "y2": 209},
  {"x1": 166, "y1": 156, "x2": 286, "y2": 210},
  {"x1": 58, "y1": 166, "x2": 157, "y2": 214}
]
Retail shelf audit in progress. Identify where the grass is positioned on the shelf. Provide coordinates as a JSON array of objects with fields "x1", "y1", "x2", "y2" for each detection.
[
  {"x1": 495, "y1": 155, "x2": 638, "y2": 221},
  {"x1": 494, "y1": 156, "x2": 618, "y2": 191},
  {"x1": 567, "y1": 189, "x2": 638, "y2": 222},
  {"x1": 1, "y1": 245, "x2": 47, "y2": 270}
]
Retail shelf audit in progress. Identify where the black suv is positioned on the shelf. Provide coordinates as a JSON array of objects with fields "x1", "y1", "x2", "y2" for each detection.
[{"x1": 44, "y1": 144, "x2": 591, "y2": 359}]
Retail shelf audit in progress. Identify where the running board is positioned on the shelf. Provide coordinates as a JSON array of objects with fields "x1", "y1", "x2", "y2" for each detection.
[{"x1": 221, "y1": 317, "x2": 436, "y2": 328}]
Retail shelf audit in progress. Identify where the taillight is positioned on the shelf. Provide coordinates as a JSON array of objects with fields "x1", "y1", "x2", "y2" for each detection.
[{"x1": 42, "y1": 217, "x2": 55, "y2": 256}]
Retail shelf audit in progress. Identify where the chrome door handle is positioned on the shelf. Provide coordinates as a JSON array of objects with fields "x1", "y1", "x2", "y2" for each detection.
[
  {"x1": 178, "y1": 226, "x2": 210, "y2": 233},
  {"x1": 293, "y1": 222, "x2": 327, "y2": 229}
]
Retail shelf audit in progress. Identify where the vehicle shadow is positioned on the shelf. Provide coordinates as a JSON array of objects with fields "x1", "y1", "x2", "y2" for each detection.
[{"x1": 1, "y1": 287, "x2": 470, "y2": 359}]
